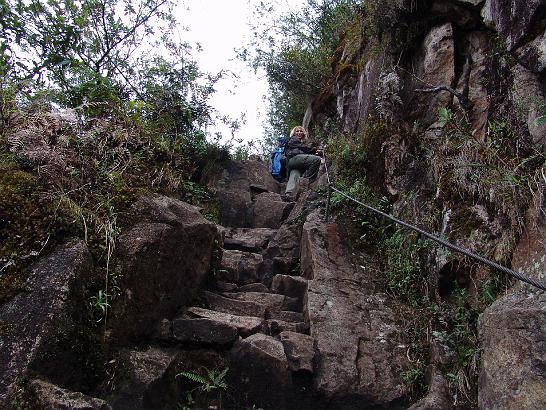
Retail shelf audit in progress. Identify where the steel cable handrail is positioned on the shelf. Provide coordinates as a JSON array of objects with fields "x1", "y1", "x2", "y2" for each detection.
[{"x1": 321, "y1": 155, "x2": 546, "y2": 292}]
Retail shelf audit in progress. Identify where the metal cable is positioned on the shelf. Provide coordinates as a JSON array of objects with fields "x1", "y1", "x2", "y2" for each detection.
[{"x1": 321, "y1": 156, "x2": 546, "y2": 292}]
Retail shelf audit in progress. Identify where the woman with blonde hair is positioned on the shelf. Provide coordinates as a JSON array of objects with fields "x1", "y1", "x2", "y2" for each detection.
[{"x1": 283, "y1": 126, "x2": 322, "y2": 199}]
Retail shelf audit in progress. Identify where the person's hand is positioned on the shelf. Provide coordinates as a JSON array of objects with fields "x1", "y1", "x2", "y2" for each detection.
[{"x1": 316, "y1": 149, "x2": 323, "y2": 157}]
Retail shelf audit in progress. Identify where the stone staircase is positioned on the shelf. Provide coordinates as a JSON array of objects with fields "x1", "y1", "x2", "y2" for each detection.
[{"x1": 1, "y1": 159, "x2": 412, "y2": 409}]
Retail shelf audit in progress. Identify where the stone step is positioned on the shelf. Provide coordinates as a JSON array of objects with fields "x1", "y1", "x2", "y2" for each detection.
[
  {"x1": 220, "y1": 291, "x2": 299, "y2": 313},
  {"x1": 252, "y1": 192, "x2": 294, "y2": 229},
  {"x1": 265, "y1": 319, "x2": 308, "y2": 336},
  {"x1": 269, "y1": 310, "x2": 305, "y2": 323},
  {"x1": 279, "y1": 331, "x2": 315, "y2": 373},
  {"x1": 202, "y1": 291, "x2": 266, "y2": 318},
  {"x1": 236, "y1": 282, "x2": 270, "y2": 293},
  {"x1": 214, "y1": 280, "x2": 239, "y2": 292},
  {"x1": 184, "y1": 307, "x2": 264, "y2": 338},
  {"x1": 222, "y1": 227, "x2": 277, "y2": 252},
  {"x1": 172, "y1": 318, "x2": 238, "y2": 345},
  {"x1": 219, "y1": 249, "x2": 263, "y2": 284}
]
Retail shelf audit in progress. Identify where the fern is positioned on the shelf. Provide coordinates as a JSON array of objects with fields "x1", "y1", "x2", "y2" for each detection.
[{"x1": 177, "y1": 371, "x2": 207, "y2": 385}]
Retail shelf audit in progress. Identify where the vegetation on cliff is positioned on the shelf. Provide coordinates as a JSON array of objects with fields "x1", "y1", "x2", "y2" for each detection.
[
  {"x1": 251, "y1": 0, "x2": 545, "y2": 407},
  {"x1": 0, "y1": 0, "x2": 231, "y2": 307}
]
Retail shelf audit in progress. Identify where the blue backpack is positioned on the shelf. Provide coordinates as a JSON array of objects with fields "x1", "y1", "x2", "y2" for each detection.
[{"x1": 270, "y1": 137, "x2": 287, "y2": 181}]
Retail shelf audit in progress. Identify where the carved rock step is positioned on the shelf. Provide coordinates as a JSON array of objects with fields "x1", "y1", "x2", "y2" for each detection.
[
  {"x1": 201, "y1": 291, "x2": 266, "y2": 318},
  {"x1": 220, "y1": 291, "x2": 300, "y2": 314},
  {"x1": 172, "y1": 318, "x2": 238, "y2": 345},
  {"x1": 222, "y1": 227, "x2": 277, "y2": 252},
  {"x1": 183, "y1": 307, "x2": 263, "y2": 338},
  {"x1": 219, "y1": 250, "x2": 263, "y2": 284}
]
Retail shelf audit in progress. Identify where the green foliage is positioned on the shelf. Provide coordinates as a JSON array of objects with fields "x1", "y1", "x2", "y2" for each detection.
[
  {"x1": 89, "y1": 289, "x2": 110, "y2": 323},
  {"x1": 382, "y1": 230, "x2": 430, "y2": 306},
  {"x1": 402, "y1": 364, "x2": 425, "y2": 393},
  {"x1": 242, "y1": 0, "x2": 360, "y2": 140},
  {"x1": 177, "y1": 367, "x2": 229, "y2": 409}
]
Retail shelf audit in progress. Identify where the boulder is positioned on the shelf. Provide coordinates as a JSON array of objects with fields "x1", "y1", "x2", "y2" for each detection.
[
  {"x1": 512, "y1": 64, "x2": 546, "y2": 150},
  {"x1": 110, "y1": 195, "x2": 220, "y2": 343},
  {"x1": 301, "y1": 211, "x2": 410, "y2": 407},
  {"x1": 0, "y1": 240, "x2": 96, "y2": 404},
  {"x1": 481, "y1": 0, "x2": 545, "y2": 51},
  {"x1": 28, "y1": 379, "x2": 111, "y2": 410},
  {"x1": 112, "y1": 347, "x2": 179, "y2": 410},
  {"x1": 229, "y1": 334, "x2": 293, "y2": 409},
  {"x1": 184, "y1": 306, "x2": 264, "y2": 338},
  {"x1": 478, "y1": 290, "x2": 546, "y2": 409},
  {"x1": 411, "y1": 23, "x2": 455, "y2": 125},
  {"x1": 219, "y1": 249, "x2": 263, "y2": 284},
  {"x1": 172, "y1": 318, "x2": 238, "y2": 345},
  {"x1": 279, "y1": 332, "x2": 316, "y2": 373}
]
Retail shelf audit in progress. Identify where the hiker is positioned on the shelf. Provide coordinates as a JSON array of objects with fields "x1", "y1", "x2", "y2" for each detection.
[{"x1": 284, "y1": 126, "x2": 322, "y2": 199}]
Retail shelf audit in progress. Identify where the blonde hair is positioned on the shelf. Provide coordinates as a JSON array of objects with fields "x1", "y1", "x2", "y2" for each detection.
[{"x1": 289, "y1": 126, "x2": 309, "y2": 141}]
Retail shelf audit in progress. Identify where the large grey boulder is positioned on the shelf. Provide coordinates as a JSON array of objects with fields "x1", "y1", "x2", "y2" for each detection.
[
  {"x1": 0, "y1": 240, "x2": 95, "y2": 405},
  {"x1": 110, "y1": 195, "x2": 220, "y2": 344},
  {"x1": 301, "y1": 211, "x2": 410, "y2": 407}
]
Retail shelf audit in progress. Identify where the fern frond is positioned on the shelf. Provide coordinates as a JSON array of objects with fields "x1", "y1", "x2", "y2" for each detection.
[{"x1": 176, "y1": 371, "x2": 207, "y2": 385}]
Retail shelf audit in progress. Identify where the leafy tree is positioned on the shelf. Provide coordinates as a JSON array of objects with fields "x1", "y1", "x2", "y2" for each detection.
[{"x1": 241, "y1": 0, "x2": 360, "y2": 143}]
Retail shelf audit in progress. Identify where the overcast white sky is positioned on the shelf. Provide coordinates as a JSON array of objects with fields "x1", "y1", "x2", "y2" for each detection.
[{"x1": 176, "y1": 0, "x2": 305, "y2": 150}]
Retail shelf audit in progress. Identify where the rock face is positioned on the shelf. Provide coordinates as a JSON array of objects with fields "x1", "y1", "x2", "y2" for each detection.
[
  {"x1": 205, "y1": 159, "x2": 282, "y2": 228},
  {"x1": 412, "y1": 22, "x2": 455, "y2": 125},
  {"x1": 512, "y1": 64, "x2": 546, "y2": 150},
  {"x1": 0, "y1": 240, "x2": 95, "y2": 405},
  {"x1": 478, "y1": 290, "x2": 546, "y2": 409},
  {"x1": 481, "y1": 0, "x2": 545, "y2": 51},
  {"x1": 301, "y1": 211, "x2": 410, "y2": 407},
  {"x1": 479, "y1": 209, "x2": 546, "y2": 409},
  {"x1": 110, "y1": 195, "x2": 219, "y2": 343}
]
